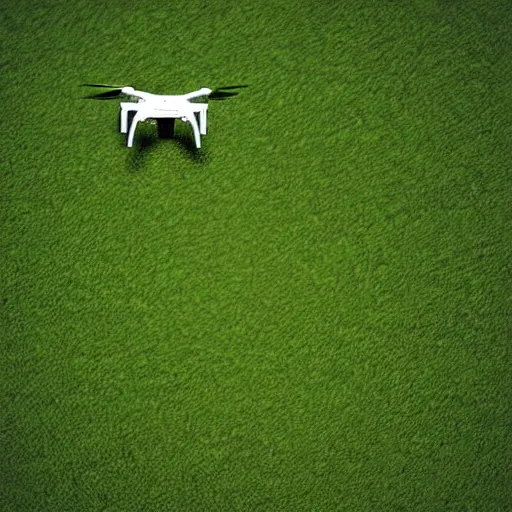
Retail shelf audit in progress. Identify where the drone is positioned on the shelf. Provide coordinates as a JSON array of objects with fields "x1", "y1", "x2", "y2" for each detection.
[{"x1": 82, "y1": 83, "x2": 247, "y2": 148}]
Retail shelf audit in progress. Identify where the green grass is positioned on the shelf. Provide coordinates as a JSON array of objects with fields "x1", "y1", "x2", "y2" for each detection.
[{"x1": 1, "y1": 0, "x2": 511, "y2": 510}]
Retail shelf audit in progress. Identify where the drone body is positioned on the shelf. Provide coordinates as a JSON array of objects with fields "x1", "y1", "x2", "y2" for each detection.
[
  {"x1": 83, "y1": 84, "x2": 246, "y2": 149},
  {"x1": 120, "y1": 87, "x2": 212, "y2": 148}
]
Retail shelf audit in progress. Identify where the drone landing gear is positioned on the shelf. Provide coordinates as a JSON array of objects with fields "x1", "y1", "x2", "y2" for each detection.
[
  {"x1": 157, "y1": 118, "x2": 175, "y2": 139},
  {"x1": 120, "y1": 103, "x2": 207, "y2": 148}
]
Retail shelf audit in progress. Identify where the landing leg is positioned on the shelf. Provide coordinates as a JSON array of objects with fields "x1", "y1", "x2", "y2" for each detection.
[
  {"x1": 127, "y1": 111, "x2": 145, "y2": 147},
  {"x1": 184, "y1": 113, "x2": 201, "y2": 148}
]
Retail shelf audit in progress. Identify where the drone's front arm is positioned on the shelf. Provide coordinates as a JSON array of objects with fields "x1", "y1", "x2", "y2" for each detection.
[{"x1": 182, "y1": 87, "x2": 212, "y2": 101}]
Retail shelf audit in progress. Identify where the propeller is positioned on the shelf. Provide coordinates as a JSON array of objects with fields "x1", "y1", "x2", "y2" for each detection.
[
  {"x1": 81, "y1": 83, "x2": 248, "y2": 100},
  {"x1": 82, "y1": 83, "x2": 128, "y2": 88},
  {"x1": 81, "y1": 83, "x2": 135, "y2": 100},
  {"x1": 208, "y1": 85, "x2": 248, "y2": 100}
]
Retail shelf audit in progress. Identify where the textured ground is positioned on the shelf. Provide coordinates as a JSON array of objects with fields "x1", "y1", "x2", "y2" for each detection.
[{"x1": 1, "y1": 0, "x2": 511, "y2": 510}]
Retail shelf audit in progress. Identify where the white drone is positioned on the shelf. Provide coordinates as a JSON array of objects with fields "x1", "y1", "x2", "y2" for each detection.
[{"x1": 83, "y1": 83, "x2": 247, "y2": 148}]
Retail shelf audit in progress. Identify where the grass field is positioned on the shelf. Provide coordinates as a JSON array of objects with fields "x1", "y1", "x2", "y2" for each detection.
[{"x1": 1, "y1": 0, "x2": 511, "y2": 510}]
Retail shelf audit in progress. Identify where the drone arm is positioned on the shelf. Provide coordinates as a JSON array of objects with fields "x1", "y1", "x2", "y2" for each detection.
[
  {"x1": 182, "y1": 87, "x2": 212, "y2": 101},
  {"x1": 121, "y1": 87, "x2": 152, "y2": 102}
]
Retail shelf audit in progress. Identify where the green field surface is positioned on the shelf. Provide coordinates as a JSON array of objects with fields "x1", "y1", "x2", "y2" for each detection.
[{"x1": 1, "y1": 0, "x2": 511, "y2": 510}]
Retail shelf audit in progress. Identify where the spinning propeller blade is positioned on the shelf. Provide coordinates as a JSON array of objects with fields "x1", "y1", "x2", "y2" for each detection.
[
  {"x1": 209, "y1": 85, "x2": 248, "y2": 100},
  {"x1": 81, "y1": 83, "x2": 136, "y2": 100},
  {"x1": 83, "y1": 89, "x2": 124, "y2": 100},
  {"x1": 81, "y1": 83, "x2": 127, "y2": 88},
  {"x1": 215, "y1": 85, "x2": 249, "y2": 90}
]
